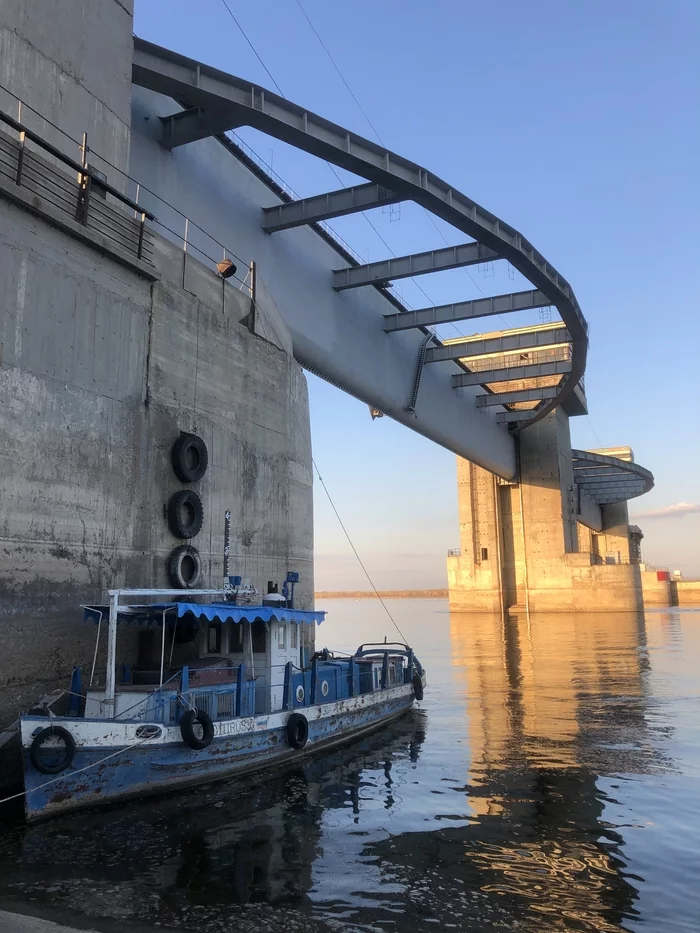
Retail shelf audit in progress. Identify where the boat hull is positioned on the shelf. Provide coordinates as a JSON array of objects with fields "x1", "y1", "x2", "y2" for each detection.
[{"x1": 20, "y1": 682, "x2": 419, "y2": 820}]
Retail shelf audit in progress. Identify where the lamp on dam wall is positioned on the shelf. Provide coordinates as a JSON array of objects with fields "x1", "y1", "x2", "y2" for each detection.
[{"x1": 216, "y1": 258, "x2": 237, "y2": 279}]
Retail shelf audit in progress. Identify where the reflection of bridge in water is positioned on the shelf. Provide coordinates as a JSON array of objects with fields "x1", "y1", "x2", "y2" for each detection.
[{"x1": 435, "y1": 610, "x2": 659, "y2": 930}]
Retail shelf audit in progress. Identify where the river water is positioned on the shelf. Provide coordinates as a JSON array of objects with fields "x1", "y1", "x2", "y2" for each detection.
[{"x1": 0, "y1": 599, "x2": 699, "y2": 933}]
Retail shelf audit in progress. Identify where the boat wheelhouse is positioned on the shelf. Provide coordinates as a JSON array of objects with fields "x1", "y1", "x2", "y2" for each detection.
[{"x1": 16, "y1": 583, "x2": 426, "y2": 820}]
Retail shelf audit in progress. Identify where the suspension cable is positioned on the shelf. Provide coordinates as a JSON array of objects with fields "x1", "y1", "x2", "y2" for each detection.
[{"x1": 312, "y1": 458, "x2": 408, "y2": 644}]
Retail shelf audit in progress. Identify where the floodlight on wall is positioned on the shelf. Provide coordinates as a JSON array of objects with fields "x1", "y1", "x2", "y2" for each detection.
[{"x1": 216, "y1": 258, "x2": 237, "y2": 279}]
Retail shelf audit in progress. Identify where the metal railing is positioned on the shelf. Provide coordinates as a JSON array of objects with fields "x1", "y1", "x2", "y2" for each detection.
[
  {"x1": 0, "y1": 89, "x2": 254, "y2": 295},
  {"x1": 0, "y1": 109, "x2": 153, "y2": 261}
]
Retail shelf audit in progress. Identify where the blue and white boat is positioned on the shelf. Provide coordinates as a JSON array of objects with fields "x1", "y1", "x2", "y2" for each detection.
[{"x1": 17, "y1": 579, "x2": 426, "y2": 821}]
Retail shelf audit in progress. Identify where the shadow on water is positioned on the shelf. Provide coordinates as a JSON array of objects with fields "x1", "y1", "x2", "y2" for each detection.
[{"x1": 1, "y1": 602, "x2": 699, "y2": 933}]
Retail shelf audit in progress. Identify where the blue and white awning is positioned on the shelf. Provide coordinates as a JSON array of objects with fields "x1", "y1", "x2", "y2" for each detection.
[{"x1": 83, "y1": 603, "x2": 325, "y2": 626}]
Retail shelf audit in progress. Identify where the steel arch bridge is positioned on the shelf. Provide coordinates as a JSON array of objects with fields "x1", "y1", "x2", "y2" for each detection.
[{"x1": 127, "y1": 37, "x2": 658, "y2": 518}]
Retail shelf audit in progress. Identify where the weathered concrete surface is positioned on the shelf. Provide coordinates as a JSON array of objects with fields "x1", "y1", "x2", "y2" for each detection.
[
  {"x1": 640, "y1": 571, "x2": 672, "y2": 608},
  {"x1": 0, "y1": 0, "x2": 133, "y2": 180},
  {"x1": 0, "y1": 190, "x2": 313, "y2": 728},
  {"x1": 448, "y1": 411, "x2": 644, "y2": 613},
  {"x1": 676, "y1": 581, "x2": 700, "y2": 607}
]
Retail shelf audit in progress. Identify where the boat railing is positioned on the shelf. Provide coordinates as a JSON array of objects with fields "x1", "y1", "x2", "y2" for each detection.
[{"x1": 72, "y1": 648, "x2": 417, "y2": 724}]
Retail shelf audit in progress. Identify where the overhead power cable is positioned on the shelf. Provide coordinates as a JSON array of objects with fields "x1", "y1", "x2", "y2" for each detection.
[
  {"x1": 291, "y1": 1, "x2": 514, "y2": 333},
  {"x1": 218, "y1": 0, "x2": 285, "y2": 96},
  {"x1": 216, "y1": 0, "x2": 447, "y2": 323}
]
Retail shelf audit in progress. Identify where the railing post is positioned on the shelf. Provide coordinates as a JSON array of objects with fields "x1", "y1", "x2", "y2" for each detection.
[
  {"x1": 182, "y1": 217, "x2": 189, "y2": 289},
  {"x1": 16, "y1": 130, "x2": 25, "y2": 186},
  {"x1": 247, "y1": 260, "x2": 256, "y2": 333},
  {"x1": 348, "y1": 656, "x2": 355, "y2": 697},
  {"x1": 381, "y1": 652, "x2": 389, "y2": 690},
  {"x1": 137, "y1": 212, "x2": 146, "y2": 259},
  {"x1": 77, "y1": 170, "x2": 92, "y2": 225}
]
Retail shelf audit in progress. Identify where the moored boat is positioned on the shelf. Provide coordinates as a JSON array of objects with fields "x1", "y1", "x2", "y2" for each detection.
[{"x1": 17, "y1": 578, "x2": 426, "y2": 820}]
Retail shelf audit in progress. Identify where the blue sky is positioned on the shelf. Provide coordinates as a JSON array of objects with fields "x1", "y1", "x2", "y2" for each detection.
[{"x1": 134, "y1": 0, "x2": 700, "y2": 586}]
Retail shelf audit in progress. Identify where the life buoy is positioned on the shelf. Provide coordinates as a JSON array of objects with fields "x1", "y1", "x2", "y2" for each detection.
[
  {"x1": 167, "y1": 545, "x2": 202, "y2": 589},
  {"x1": 412, "y1": 674, "x2": 424, "y2": 701},
  {"x1": 286, "y1": 712, "x2": 309, "y2": 750},
  {"x1": 180, "y1": 708, "x2": 214, "y2": 750},
  {"x1": 29, "y1": 726, "x2": 75, "y2": 774},
  {"x1": 167, "y1": 489, "x2": 204, "y2": 539},
  {"x1": 171, "y1": 432, "x2": 208, "y2": 483}
]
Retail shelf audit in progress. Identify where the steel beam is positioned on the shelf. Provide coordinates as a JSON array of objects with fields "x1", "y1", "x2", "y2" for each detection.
[
  {"x1": 161, "y1": 106, "x2": 244, "y2": 148},
  {"x1": 132, "y1": 38, "x2": 589, "y2": 429},
  {"x1": 425, "y1": 326, "x2": 569, "y2": 363},
  {"x1": 262, "y1": 183, "x2": 401, "y2": 232},
  {"x1": 476, "y1": 386, "x2": 559, "y2": 407},
  {"x1": 384, "y1": 289, "x2": 550, "y2": 333},
  {"x1": 575, "y1": 474, "x2": 643, "y2": 485},
  {"x1": 452, "y1": 359, "x2": 572, "y2": 388},
  {"x1": 496, "y1": 410, "x2": 539, "y2": 423},
  {"x1": 333, "y1": 242, "x2": 498, "y2": 290}
]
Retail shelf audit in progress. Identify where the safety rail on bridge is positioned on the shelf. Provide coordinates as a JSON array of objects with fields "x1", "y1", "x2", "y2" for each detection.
[{"x1": 0, "y1": 97, "x2": 254, "y2": 296}]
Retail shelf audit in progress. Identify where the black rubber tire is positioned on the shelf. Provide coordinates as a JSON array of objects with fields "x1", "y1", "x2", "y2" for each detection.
[
  {"x1": 29, "y1": 725, "x2": 75, "y2": 774},
  {"x1": 180, "y1": 708, "x2": 214, "y2": 750},
  {"x1": 167, "y1": 545, "x2": 203, "y2": 589},
  {"x1": 286, "y1": 712, "x2": 309, "y2": 750},
  {"x1": 167, "y1": 489, "x2": 204, "y2": 539},
  {"x1": 413, "y1": 674, "x2": 424, "y2": 701},
  {"x1": 171, "y1": 432, "x2": 208, "y2": 483}
]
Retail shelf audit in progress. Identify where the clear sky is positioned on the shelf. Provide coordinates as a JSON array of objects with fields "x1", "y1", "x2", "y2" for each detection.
[{"x1": 134, "y1": 0, "x2": 700, "y2": 586}]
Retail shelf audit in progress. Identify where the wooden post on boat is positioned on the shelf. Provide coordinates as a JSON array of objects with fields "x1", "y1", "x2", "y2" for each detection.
[
  {"x1": 381, "y1": 652, "x2": 389, "y2": 690},
  {"x1": 104, "y1": 590, "x2": 119, "y2": 710}
]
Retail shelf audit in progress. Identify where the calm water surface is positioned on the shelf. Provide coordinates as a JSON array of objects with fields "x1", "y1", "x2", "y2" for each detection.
[{"x1": 1, "y1": 600, "x2": 699, "y2": 933}]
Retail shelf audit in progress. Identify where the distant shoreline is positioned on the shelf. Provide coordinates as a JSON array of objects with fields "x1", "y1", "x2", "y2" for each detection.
[{"x1": 315, "y1": 589, "x2": 448, "y2": 600}]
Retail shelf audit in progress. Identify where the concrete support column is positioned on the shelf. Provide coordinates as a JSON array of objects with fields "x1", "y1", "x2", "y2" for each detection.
[{"x1": 448, "y1": 410, "x2": 644, "y2": 614}]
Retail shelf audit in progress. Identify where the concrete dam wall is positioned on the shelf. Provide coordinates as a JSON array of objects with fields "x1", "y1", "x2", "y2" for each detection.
[{"x1": 0, "y1": 186, "x2": 313, "y2": 727}]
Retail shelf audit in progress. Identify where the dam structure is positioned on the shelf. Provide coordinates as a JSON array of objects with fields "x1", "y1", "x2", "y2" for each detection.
[{"x1": 0, "y1": 0, "x2": 653, "y2": 729}]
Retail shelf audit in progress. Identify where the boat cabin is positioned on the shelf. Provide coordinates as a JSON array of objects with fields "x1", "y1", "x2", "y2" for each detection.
[{"x1": 75, "y1": 587, "x2": 418, "y2": 728}]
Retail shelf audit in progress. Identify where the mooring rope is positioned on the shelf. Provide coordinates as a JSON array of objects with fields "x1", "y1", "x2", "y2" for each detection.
[
  {"x1": 0, "y1": 736, "x2": 152, "y2": 807},
  {"x1": 312, "y1": 458, "x2": 409, "y2": 644}
]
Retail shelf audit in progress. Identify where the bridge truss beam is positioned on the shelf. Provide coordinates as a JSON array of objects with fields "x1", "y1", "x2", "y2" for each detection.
[
  {"x1": 262, "y1": 183, "x2": 401, "y2": 232},
  {"x1": 452, "y1": 359, "x2": 572, "y2": 388},
  {"x1": 383, "y1": 289, "x2": 550, "y2": 333},
  {"x1": 425, "y1": 326, "x2": 570, "y2": 363},
  {"x1": 333, "y1": 242, "x2": 498, "y2": 290}
]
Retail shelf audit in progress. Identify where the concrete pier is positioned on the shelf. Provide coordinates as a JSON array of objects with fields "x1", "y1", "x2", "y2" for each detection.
[{"x1": 448, "y1": 411, "x2": 646, "y2": 613}]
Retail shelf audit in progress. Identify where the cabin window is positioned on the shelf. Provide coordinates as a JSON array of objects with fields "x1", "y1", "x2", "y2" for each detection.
[
  {"x1": 290, "y1": 625, "x2": 298, "y2": 650},
  {"x1": 229, "y1": 624, "x2": 244, "y2": 653},
  {"x1": 277, "y1": 624, "x2": 286, "y2": 650},
  {"x1": 208, "y1": 622, "x2": 222, "y2": 654},
  {"x1": 481, "y1": 547, "x2": 489, "y2": 561},
  {"x1": 252, "y1": 620, "x2": 266, "y2": 654}
]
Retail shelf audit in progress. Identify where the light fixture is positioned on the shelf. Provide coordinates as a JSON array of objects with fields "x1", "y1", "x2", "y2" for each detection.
[{"x1": 216, "y1": 258, "x2": 237, "y2": 279}]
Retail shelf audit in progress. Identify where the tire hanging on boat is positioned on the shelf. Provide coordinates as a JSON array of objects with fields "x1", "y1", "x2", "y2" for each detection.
[
  {"x1": 171, "y1": 432, "x2": 208, "y2": 483},
  {"x1": 180, "y1": 708, "x2": 215, "y2": 750},
  {"x1": 286, "y1": 712, "x2": 309, "y2": 750},
  {"x1": 167, "y1": 544, "x2": 203, "y2": 589},
  {"x1": 412, "y1": 673, "x2": 424, "y2": 701},
  {"x1": 29, "y1": 725, "x2": 75, "y2": 774},
  {"x1": 167, "y1": 489, "x2": 204, "y2": 539}
]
